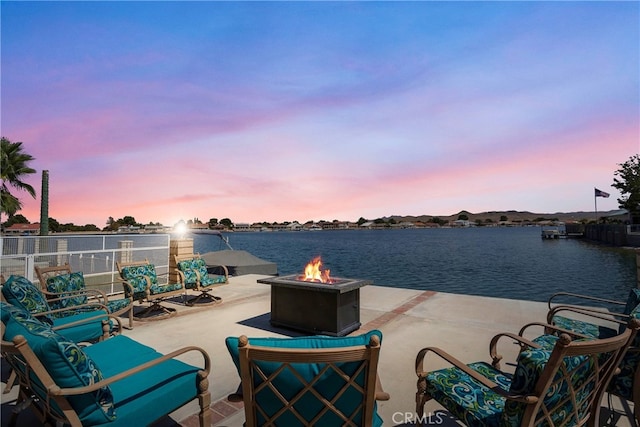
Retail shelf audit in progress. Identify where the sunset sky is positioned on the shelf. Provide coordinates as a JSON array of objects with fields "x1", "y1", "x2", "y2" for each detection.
[{"x1": 2, "y1": 1, "x2": 638, "y2": 227}]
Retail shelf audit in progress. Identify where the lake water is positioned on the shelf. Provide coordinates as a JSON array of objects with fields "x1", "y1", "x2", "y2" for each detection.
[{"x1": 192, "y1": 227, "x2": 638, "y2": 304}]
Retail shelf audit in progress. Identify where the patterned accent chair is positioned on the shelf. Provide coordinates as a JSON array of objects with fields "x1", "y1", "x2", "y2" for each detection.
[
  {"x1": 225, "y1": 330, "x2": 388, "y2": 427},
  {"x1": 1, "y1": 301, "x2": 212, "y2": 427},
  {"x1": 35, "y1": 264, "x2": 134, "y2": 329},
  {"x1": 116, "y1": 259, "x2": 184, "y2": 320},
  {"x1": 415, "y1": 323, "x2": 636, "y2": 427},
  {"x1": 1, "y1": 275, "x2": 115, "y2": 343},
  {"x1": 543, "y1": 288, "x2": 640, "y2": 425},
  {"x1": 174, "y1": 254, "x2": 228, "y2": 306}
]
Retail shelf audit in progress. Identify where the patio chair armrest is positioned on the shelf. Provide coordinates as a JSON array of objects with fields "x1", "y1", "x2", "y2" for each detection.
[
  {"x1": 45, "y1": 289, "x2": 108, "y2": 305},
  {"x1": 489, "y1": 331, "x2": 541, "y2": 369},
  {"x1": 518, "y1": 321, "x2": 594, "y2": 340},
  {"x1": 50, "y1": 312, "x2": 119, "y2": 334},
  {"x1": 547, "y1": 292, "x2": 624, "y2": 310},
  {"x1": 54, "y1": 345, "x2": 211, "y2": 396},
  {"x1": 415, "y1": 346, "x2": 509, "y2": 397},
  {"x1": 546, "y1": 305, "x2": 628, "y2": 326}
]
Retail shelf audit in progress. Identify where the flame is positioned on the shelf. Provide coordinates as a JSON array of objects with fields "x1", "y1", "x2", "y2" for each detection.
[{"x1": 300, "y1": 256, "x2": 333, "y2": 283}]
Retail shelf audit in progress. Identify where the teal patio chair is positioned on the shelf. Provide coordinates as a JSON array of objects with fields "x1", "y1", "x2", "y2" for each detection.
[
  {"x1": 226, "y1": 330, "x2": 389, "y2": 427},
  {"x1": 543, "y1": 288, "x2": 640, "y2": 425},
  {"x1": 1, "y1": 275, "x2": 116, "y2": 343},
  {"x1": 1, "y1": 300, "x2": 211, "y2": 427},
  {"x1": 415, "y1": 324, "x2": 635, "y2": 427},
  {"x1": 174, "y1": 253, "x2": 228, "y2": 306},
  {"x1": 35, "y1": 263, "x2": 134, "y2": 329},
  {"x1": 116, "y1": 259, "x2": 184, "y2": 320}
]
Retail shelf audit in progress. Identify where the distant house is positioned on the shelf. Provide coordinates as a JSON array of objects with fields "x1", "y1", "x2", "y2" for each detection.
[
  {"x1": 234, "y1": 223, "x2": 251, "y2": 232},
  {"x1": 189, "y1": 223, "x2": 210, "y2": 232},
  {"x1": 4, "y1": 223, "x2": 40, "y2": 235},
  {"x1": 117, "y1": 225, "x2": 141, "y2": 233}
]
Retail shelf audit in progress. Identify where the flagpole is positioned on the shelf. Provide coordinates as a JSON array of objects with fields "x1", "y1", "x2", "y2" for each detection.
[{"x1": 594, "y1": 187, "x2": 598, "y2": 223}]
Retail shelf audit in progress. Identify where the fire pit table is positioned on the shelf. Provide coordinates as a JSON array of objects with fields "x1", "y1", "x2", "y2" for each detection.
[{"x1": 257, "y1": 275, "x2": 371, "y2": 337}]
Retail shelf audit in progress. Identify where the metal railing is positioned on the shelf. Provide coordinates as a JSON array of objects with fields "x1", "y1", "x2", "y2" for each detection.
[{"x1": 0, "y1": 234, "x2": 171, "y2": 294}]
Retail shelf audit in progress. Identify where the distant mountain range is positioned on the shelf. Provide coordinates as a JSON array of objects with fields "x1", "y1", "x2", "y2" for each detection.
[{"x1": 386, "y1": 209, "x2": 622, "y2": 223}]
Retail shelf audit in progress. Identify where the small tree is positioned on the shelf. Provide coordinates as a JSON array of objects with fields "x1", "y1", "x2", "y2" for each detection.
[
  {"x1": 612, "y1": 154, "x2": 640, "y2": 223},
  {"x1": 1, "y1": 137, "x2": 36, "y2": 223}
]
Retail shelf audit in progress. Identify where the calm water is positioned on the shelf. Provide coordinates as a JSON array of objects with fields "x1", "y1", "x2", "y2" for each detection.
[{"x1": 192, "y1": 227, "x2": 637, "y2": 304}]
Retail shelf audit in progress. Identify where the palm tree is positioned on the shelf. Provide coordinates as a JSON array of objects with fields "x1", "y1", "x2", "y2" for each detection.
[{"x1": 1, "y1": 137, "x2": 37, "y2": 223}]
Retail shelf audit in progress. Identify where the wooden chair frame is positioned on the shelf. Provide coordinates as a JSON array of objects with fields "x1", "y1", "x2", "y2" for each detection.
[
  {"x1": 416, "y1": 323, "x2": 637, "y2": 427},
  {"x1": 35, "y1": 263, "x2": 134, "y2": 329},
  {"x1": 237, "y1": 334, "x2": 387, "y2": 427},
  {"x1": 116, "y1": 259, "x2": 184, "y2": 321},
  {"x1": 174, "y1": 253, "x2": 228, "y2": 306}
]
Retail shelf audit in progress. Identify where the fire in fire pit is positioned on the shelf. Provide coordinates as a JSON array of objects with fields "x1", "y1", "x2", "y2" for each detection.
[{"x1": 299, "y1": 256, "x2": 334, "y2": 283}]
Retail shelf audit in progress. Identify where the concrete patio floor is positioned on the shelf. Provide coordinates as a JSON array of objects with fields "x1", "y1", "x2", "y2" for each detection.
[{"x1": 1, "y1": 274, "x2": 635, "y2": 426}]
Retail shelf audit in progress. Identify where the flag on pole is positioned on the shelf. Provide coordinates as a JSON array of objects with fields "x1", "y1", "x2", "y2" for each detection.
[{"x1": 595, "y1": 188, "x2": 610, "y2": 198}]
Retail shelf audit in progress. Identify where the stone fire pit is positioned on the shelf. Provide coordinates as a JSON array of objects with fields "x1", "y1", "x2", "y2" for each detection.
[{"x1": 257, "y1": 274, "x2": 371, "y2": 337}]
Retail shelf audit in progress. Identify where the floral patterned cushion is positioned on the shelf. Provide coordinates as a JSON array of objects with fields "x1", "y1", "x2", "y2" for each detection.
[
  {"x1": 177, "y1": 258, "x2": 225, "y2": 289},
  {"x1": 1, "y1": 301, "x2": 116, "y2": 424},
  {"x1": 120, "y1": 265, "x2": 153, "y2": 300},
  {"x1": 424, "y1": 362, "x2": 511, "y2": 427},
  {"x1": 177, "y1": 259, "x2": 199, "y2": 289},
  {"x1": 610, "y1": 350, "x2": 639, "y2": 401},
  {"x1": 623, "y1": 288, "x2": 640, "y2": 316},
  {"x1": 46, "y1": 272, "x2": 88, "y2": 310},
  {"x1": 550, "y1": 316, "x2": 617, "y2": 339},
  {"x1": 1, "y1": 275, "x2": 54, "y2": 325},
  {"x1": 120, "y1": 264, "x2": 181, "y2": 297},
  {"x1": 106, "y1": 298, "x2": 131, "y2": 313},
  {"x1": 502, "y1": 349, "x2": 593, "y2": 426}
]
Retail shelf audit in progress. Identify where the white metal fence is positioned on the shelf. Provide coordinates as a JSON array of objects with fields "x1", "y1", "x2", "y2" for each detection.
[{"x1": 0, "y1": 234, "x2": 171, "y2": 294}]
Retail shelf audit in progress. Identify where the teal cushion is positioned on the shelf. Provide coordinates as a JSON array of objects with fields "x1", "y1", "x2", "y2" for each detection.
[
  {"x1": 225, "y1": 330, "x2": 383, "y2": 427},
  {"x1": 46, "y1": 272, "x2": 88, "y2": 310},
  {"x1": 52, "y1": 309, "x2": 111, "y2": 343},
  {"x1": 1, "y1": 302, "x2": 116, "y2": 425},
  {"x1": 84, "y1": 335, "x2": 202, "y2": 427},
  {"x1": 1, "y1": 275, "x2": 54, "y2": 324}
]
